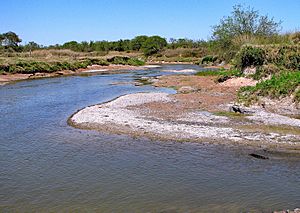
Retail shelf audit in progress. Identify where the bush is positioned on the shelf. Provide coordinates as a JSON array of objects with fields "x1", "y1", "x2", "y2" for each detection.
[
  {"x1": 235, "y1": 46, "x2": 265, "y2": 69},
  {"x1": 127, "y1": 58, "x2": 145, "y2": 66},
  {"x1": 107, "y1": 56, "x2": 144, "y2": 66},
  {"x1": 107, "y1": 56, "x2": 129, "y2": 65},
  {"x1": 235, "y1": 44, "x2": 300, "y2": 71},
  {"x1": 200, "y1": 55, "x2": 218, "y2": 64},
  {"x1": 90, "y1": 58, "x2": 109, "y2": 66}
]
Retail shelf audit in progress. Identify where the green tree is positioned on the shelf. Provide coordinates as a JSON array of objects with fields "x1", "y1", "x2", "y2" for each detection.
[
  {"x1": 62, "y1": 41, "x2": 80, "y2": 51},
  {"x1": 24, "y1": 41, "x2": 40, "y2": 51},
  {"x1": 212, "y1": 5, "x2": 282, "y2": 41},
  {"x1": 142, "y1": 36, "x2": 167, "y2": 56},
  {"x1": 131, "y1": 35, "x2": 148, "y2": 51},
  {"x1": 0, "y1": 31, "x2": 22, "y2": 49}
]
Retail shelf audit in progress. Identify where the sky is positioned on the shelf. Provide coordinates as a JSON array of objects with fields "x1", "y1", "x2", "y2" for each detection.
[{"x1": 1, "y1": 0, "x2": 300, "y2": 45}]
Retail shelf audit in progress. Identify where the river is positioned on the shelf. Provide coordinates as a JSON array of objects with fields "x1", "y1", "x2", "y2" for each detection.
[{"x1": 0, "y1": 65, "x2": 299, "y2": 212}]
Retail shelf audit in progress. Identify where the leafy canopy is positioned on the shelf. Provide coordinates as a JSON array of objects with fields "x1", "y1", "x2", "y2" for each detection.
[
  {"x1": 0, "y1": 31, "x2": 22, "y2": 48},
  {"x1": 142, "y1": 36, "x2": 167, "y2": 56},
  {"x1": 212, "y1": 5, "x2": 282, "y2": 41}
]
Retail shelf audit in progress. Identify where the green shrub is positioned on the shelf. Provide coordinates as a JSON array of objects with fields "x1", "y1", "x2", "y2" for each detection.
[
  {"x1": 107, "y1": 56, "x2": 129, "y2": 65},
  {"x1": 235, "y1": 46, "x2": 265, "y2": 69},
  {"x1": 9, "y1": 65, "x2": 25, "y2": 73},
  {"x1": 235, "y1": 44, "x2": 300, "y2": 71},
  {"x1": 90, "y1": 58, "x2": 109, "y2": 66},
  {"x1": 127, "y1": 58, "x2": 145, "y2": 66},
  {"x1": 107, "y1": 56, "x2": 144, "y2": 66},
  {"x1": 200, "y1": 55, "x2": 218, "y2": 64},
  {"x1": 196, "y1": 68, "x2": 241, "y2": 77}
]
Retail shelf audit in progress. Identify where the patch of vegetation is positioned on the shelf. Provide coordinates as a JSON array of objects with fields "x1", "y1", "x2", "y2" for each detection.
[
  {"x1": 199, "y1": 55, "x2": 218, "y2": 65},
  {"x1": 195, "y1": 69, "x2": 242, "y2": 83},
  {"x1": 141, "y1": 36, "x2": 168, "y2": 56},
  {"x1": 238, "y1": 124, "x2": 300, "y2": 136},
  {"x1": 234, "y1": 45, "x2": 300, "y2": 71},
  {"x1": 214, "y1": 111, "x2": 250, "y2": 118},
  {"x1": 0, "y1": 56, "x2": 144, "y2": 74},
  {"x1": 251, "y1": 64, "x2": 280, "y2": 80},
  {"x1": 127, "y1": 58, "x2": 145, "y2": 66},
  {"x1": 234, "y1": 46, "x2": 265, "y2": 69},
  {"x1": 238, "y1": 71, "x2": 300, "y2": 104},
  {"x1": 195, "y1": 68, "x2": 242, "y2": 77},
  {"x1": 107, "y1": 56, "x2": 145, "y2": 66}
]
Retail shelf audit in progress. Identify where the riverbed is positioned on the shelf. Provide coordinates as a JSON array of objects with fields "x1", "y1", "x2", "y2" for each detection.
[{"x1": 0, "y1": 65, "x2": 299, "y2": 212}]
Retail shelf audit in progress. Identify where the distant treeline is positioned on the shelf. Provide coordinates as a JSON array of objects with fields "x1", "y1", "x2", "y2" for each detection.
[
  {"x1": 0, "y1": 32, "x2": 206, "y2": 56},
  {"x1": 1, "y1": 5, "x2": 299, "y2": 61}
]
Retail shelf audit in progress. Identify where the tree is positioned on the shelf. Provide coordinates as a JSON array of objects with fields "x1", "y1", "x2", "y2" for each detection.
[
  {"x1": 212, "y1": 5, "x2": 282, "y2": 41},
  {"x1": 24, "y1": 41, "x2": 40, "y2": 51},
  {"x1": 62, "y1": 41, "x2": 80, "y2": 51},
  {"x1": 0, "y1": 31, "x2": 22, "y2": 49},
  {"x1": 141, "y1": 36, "x2": 167, "y2": 56},
  {"x1": 131, "y1": 35, "x2": 148, "y2": 51},
  {"x1": 23, "y1": 41, "x2": 41, "y2": 55}
]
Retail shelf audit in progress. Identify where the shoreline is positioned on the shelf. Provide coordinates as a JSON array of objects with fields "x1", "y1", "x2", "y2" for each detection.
[
  {"x1": 0, "y1": 62, "x2": 229, "y2": 86},
  {"x1": 0, "y1": 64, "x2": 147, "y2": 86},
  {"x1": 68, "y1": 91, "x2": 300, "y2": 152}
]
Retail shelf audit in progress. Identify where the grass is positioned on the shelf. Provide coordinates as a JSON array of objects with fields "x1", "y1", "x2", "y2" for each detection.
[
  {"x1": 195, "y1": 68, "x2": 241, "y2": 77},
  {"x1": 195, "y1": 68, "x2": 242, "y2": 82},
  {"x1": 238, "y1": 71, "x2": 300, "y2": 104},
  {"x1": 237, "y1": 124, "x2": 300, "y2": 136},
  {"x1": 213, "y1": 111, "x2": 251, "y2": 122},
  {"x1": 213, "y1": 111, "x2": 249, "y2": 117}
]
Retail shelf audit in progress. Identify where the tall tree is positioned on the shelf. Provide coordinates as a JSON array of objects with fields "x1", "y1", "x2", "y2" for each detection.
[
  {"x1": 142, "y1": 36, "x2": 167, "y2": 56},
  {"x1": 131, "y1": 35, "x2": 148, "y2": 51},
  {"x1": 0, "y1": 31, "x2": 22, "y2": 48},
  {"x1": 212, "y1": 5, "x2": 282, "y2": 41}
]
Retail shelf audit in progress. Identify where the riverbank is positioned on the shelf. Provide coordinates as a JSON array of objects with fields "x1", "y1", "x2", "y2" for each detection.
[
  {"x1": 69, "y1": 74, "x2": 300, "y2": 151},
  {"x1": 0, "y1": 64, "x2": 145, "y2": 85}
]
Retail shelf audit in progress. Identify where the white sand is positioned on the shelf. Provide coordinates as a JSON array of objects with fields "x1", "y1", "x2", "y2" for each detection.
[
  {"x1": 163, "y1": 69, "x2": 197, "y2": 73},
  {"x1": 82, "y1": 69, "x2": 108, "y2": 73},
  {"x1": 142, "y1": 65, "x2": 162, "y2": 68},
  {"x1": 70, "y1": 92, "x2": 300, "y2": 145}
]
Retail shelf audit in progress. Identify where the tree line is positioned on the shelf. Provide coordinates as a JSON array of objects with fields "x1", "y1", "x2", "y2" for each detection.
[
  {"x1": 0, "y1": 32, "x2": 206, "y2": 56},
  {"x1": 1, "y1": 4, "x2": 291, "y2": 60}
]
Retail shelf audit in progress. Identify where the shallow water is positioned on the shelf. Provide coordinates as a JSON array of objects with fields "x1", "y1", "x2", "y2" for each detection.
[{"x1": 0, "y1": 65, "x2": 299, "y2": 212}]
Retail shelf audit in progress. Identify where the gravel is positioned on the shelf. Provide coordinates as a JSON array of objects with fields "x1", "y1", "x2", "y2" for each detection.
[{"x1": 71, "y1": 92, "x2": 300, "y2": 145}]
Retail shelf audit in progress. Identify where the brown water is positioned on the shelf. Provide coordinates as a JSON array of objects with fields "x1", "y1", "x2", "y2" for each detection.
[{"x1": 0, "y1": 65, "x2": 299, "y2": 212}]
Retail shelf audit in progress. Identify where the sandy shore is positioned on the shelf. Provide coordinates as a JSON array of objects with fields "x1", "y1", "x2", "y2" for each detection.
[{"x1": 69, "y1": 90, "x2": 300, "y2": 150}]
